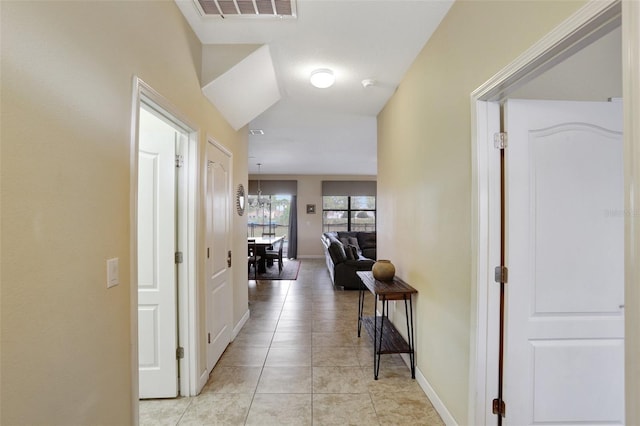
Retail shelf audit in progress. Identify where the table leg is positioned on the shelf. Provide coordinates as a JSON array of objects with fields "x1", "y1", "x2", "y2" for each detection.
[
  {"x1": 357, "y1": 285, "x2": 364, "y2": 337},
  {"x1": 373, "y1": 295, "x2": 379, "y2": 380},
  {"x1": 405, "y1": 295, "x2": 416, "y2": 379},
  {"x1": 375, "y1": 297, "x2": 387, "y2": 380},
  {"x1": 256, "y1": 246, "x2": 267, "y2": 273}
]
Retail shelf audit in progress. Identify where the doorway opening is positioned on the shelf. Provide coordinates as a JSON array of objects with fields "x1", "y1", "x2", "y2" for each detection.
[
  {"x1": 469, "y1": 1, "x2": 627, "y2": 424},
  {"x1": 131, "y1": 78, "x2": 200, "y2": 406}
]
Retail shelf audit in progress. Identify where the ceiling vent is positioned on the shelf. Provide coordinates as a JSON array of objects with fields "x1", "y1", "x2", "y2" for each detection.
[{"x1": 195, "y1": 0, "x2": 297, "y2": 18}]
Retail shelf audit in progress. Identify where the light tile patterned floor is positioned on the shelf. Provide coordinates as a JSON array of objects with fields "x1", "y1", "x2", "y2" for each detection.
[{"x1": 140, "y1": 259, "x2": 444, "y2": 425}]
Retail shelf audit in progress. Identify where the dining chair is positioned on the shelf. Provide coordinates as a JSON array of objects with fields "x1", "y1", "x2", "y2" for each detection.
[
  {"x1": 247, "y1": 239, "x2": 261, "y2": 280},
  {"x1": 262, "y1": 232, "x2": 276, "y2": 250},
  {"x1": 264, "y1": 237, "x2": 284, "y2": 274}
]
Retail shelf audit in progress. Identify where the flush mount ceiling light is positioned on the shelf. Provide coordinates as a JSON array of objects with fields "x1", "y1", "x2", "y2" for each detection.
[{"x1": 310, "y1": 69, "x2": 335, "y2": 89}]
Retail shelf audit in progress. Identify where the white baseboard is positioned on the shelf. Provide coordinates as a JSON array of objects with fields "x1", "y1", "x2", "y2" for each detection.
[
  {"x1": 401, "y1": 354, "x2": 458, "y2": 425},
  {"x1": 197, "y1": 368, "x2": 209, "y2": 395},
  {"x1": 232, "y1": 309, "x2": 250, "y2": 340}
]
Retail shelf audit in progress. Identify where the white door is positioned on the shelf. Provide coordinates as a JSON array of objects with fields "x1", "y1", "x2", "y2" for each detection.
[
  {"x1": 504, "y1": 99, "x2": 624, "y2": 424},
  {"x1": 137, "y1": 107, "x2": 179, "y2": 398},
  {"x1": 205, "y1": 140, "x2": 232, "y2": 371}
]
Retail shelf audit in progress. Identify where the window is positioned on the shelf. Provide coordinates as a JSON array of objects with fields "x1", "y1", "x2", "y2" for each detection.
[
  {"x1": 322, "y1": 195, "x2": 376, "y2": 232},
  {"x1": 247, "y1": 194, "x2": 292, "y2": 256},
  {"x1": 321, "y1": 180, "x2": 376, "y2": 233}
]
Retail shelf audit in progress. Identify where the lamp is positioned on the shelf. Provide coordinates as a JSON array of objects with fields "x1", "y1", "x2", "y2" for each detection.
[{"x1": 310, "y1": 68, "x2": 335, "y2": 88}]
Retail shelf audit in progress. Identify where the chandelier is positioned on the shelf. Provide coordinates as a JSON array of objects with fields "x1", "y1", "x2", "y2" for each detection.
[{"x1": 249, "y1": 163, "x2": 271, "y2": 208}]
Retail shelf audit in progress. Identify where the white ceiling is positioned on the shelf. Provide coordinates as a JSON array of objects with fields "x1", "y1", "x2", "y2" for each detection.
[{"x1": 175, "y1": 0, "x2": 454, "y2": 175}]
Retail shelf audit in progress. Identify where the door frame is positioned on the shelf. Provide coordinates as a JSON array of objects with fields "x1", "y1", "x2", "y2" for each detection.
[
  {"x1": 469, "y1": 0, "x2": 640, "y2": 423},
  {"x1": 130, "y1": 77, "x2": 201, "y2": 409}
]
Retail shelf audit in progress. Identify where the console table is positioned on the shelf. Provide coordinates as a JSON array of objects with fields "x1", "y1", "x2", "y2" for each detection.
[{"x1": 356, "y1": 271, "x2": 417, "y2": 380}]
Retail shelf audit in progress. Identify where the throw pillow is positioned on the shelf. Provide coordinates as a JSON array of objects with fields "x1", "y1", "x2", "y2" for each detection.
[
  {"x1": 344, "y1": 244, "x2": 357, "y2": 260},
  {"x1": 348, "y1": 237, "x2": 361, "y2": 252},
  {"x1": 347, "y1": 244, "x2": 359, "y2": 259}
]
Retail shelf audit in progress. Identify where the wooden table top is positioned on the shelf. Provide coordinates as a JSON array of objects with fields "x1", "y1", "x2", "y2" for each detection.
[
  {"x1": 357, "y1": 271, "x2": 417, "y2": 298},
  {"x1": 248, "y1": 235, "x2": 285, "y2": 246}
]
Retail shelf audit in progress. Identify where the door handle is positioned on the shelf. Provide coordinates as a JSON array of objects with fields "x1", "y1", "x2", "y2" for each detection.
[{"x1": 227, "y1": 250, "x2": 232, "y2": 267}]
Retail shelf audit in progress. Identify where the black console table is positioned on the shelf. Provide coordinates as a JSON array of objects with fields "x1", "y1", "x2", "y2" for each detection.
[{"x1": 356, "y1": 271, "x2": 417, "y2": 380}]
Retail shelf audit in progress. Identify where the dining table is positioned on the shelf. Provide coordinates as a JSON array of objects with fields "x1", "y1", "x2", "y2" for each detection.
[{"x1": 248, "y1": 235, "x2": 285, "y2": 273}]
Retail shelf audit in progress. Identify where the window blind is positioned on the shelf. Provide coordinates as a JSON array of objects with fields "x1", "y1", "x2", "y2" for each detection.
[
  {"x1": 321, "y1": 180, "x2": 376, "y2": 196},
  {"x1": 248, "y1": 180, "x2": 297, "y2": 195}
]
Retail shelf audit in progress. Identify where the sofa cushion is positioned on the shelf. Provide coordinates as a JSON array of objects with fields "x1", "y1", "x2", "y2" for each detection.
[
  {"x1": 357, "y1": 232, "x2": 376, "y2": 250},
  {"x1": 361, "y1": 247, "x2": 376, "y2": 260},
  {"x1": 337, "y1": 231, "x2": 358, "y2": 239},
  {"x1": 328, "y1": 242, "x2": 347, "y2": 264}
]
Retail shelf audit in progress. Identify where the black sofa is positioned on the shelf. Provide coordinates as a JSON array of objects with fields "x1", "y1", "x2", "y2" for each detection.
[{"x1": 321, "y1": 231, "x2": 376, "y2": 290}]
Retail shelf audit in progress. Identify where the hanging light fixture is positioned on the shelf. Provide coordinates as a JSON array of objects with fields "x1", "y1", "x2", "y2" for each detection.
[
  {"x1": 256, "y1": 163, "x2": 264, "y2": 206},
  {"x1": 249, "y1": 163, "x2": 271, "y2": 209}
]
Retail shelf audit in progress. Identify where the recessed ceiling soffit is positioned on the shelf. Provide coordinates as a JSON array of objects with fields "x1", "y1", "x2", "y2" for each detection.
[{"x1": 201, "y1": 44, "x2": 281, "y2": 130}]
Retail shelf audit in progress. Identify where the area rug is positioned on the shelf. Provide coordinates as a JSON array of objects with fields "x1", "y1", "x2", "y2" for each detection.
[{"x1": 256, "y1": 259, "x2": 301, "y2": 281}]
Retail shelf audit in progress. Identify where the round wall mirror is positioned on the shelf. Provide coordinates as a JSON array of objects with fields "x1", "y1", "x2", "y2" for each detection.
[{"x1": 236, "y1": 184, "x2": 246, "y2": 216}]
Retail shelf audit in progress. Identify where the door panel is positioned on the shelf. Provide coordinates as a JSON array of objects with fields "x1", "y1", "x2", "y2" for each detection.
[
  {"x1": 531, "y1": 340, "x2": 624, "y2": 422},
  {"x1": 205, "y1": 141, "x2": 232, "y2": 371},
  {"x1": 504, "y1": 99, "x2": 624, "y2": 424},
  {"x1": 138, "y1": 306, "x2": 160, "y2": 367},
  {"x1": 531, "y1": 124, "x2": 624, "y2": 314},
  {"x1": 138, "y1": 107, "x2": 178, "y2": 398}
]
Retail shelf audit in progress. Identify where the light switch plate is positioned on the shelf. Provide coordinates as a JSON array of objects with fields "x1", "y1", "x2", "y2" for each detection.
[{"x1": 107, "y1": 258, "x2": 119, "y2": 288}]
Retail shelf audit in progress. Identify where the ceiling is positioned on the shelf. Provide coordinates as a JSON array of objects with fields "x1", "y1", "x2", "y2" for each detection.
[{"x1": 175, "y1": 0, "x2": 454, "y2": 175}]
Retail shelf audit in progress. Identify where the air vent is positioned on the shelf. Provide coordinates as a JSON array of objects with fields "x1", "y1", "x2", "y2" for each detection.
[
  {"x1": 195, "y1": 0, "x2": 296, "y2": 18},
  {"x1": 249, "y1": 129, "x2": 265, "y2": 135}
]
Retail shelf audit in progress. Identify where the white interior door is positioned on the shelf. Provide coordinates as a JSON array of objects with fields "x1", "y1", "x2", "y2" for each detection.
[
  {"x1": 138, "y1": 107, "x2": 179, "y2": 398},
  {"x1": 504, "y1": 99, "x2": 624, "y2": 424},
  {"x1": 205, "y1": 140, "x2": 232, "y2": 372}
]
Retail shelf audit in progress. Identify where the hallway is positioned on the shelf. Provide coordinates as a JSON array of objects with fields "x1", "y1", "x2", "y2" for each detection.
[{"x1": 140, "y1": 259, "x2": 443, "y2": 425}]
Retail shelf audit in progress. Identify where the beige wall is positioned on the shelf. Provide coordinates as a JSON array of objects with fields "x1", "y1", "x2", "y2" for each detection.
[
  {"x1": 232, "y1": 141, "x2": 250, "y2": 330},
  {"x1": 377, "y1": 1, "x2": 586, "y2": 423},
  {"x1": 247, "y1": 174, "x2": 376, "y2": 257},
  {"x1": 1, "y1": 1, "x2": 247, "y2": 424}
]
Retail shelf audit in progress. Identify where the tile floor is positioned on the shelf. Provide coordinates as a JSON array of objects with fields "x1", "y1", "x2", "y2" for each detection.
[{"x1": 140, "y1": 259, "x2": 444, "y2": 425}]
